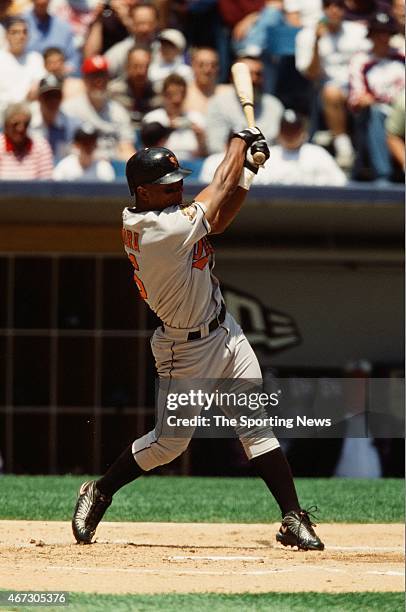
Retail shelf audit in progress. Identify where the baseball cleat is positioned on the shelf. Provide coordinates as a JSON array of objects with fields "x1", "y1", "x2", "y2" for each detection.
[
  {"x1": 72, "y1": 480, "x2": 112, "y2": 544},
  {"x1": 276, "y1": 506, "x2": 324, "y2": 551}
]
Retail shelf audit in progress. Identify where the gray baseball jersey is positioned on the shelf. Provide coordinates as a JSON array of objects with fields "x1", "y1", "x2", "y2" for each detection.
[
  {"x1": 122, "y1": 199, "x2": 279, "y2": 471},
  {"x1": 122, "y1": 201, "x2": 223, "y2": 328}
]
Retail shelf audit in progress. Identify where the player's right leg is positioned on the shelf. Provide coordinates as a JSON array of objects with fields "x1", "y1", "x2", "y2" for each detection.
[{"x1": 72, "y1": 422, "x2": 192, "y2": 544}]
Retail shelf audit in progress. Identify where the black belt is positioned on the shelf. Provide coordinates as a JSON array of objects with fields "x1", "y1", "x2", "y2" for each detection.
[{"x1": 187, "y1": 302, "x2": 226, "y2": 341}]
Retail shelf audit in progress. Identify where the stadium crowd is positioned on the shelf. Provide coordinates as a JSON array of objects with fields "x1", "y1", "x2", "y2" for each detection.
[{"x1": 0, "y1": 0, "x2": 404, "y2": 185}]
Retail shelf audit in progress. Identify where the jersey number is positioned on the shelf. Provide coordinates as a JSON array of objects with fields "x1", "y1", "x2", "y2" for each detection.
[
  {"x1": 122, "y1": 228, "x2": 147, "y2": 300},
  {"x1": 128, "y1": 253, "x2": 147, "y2": 300}
]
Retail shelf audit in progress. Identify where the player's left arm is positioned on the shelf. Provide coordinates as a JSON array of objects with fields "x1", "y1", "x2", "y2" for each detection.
[{"x1": 196, "y1": 138, "x2": 270, "y2": 234}]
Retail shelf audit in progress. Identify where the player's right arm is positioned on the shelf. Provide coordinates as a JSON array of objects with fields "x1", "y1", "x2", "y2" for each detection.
[{"x1": 196, "y1": 128, "x2": 267, "y2": 234}]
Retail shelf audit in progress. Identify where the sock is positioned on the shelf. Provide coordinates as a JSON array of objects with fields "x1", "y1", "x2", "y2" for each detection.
[
  {"x1": 96, "y1": 444, "x2": 144, "y2": 497},
  {"x1": 334, "y1": 133, "x2": 354, "y2": 156},
  {"x1": 250, "y1": 447, "x2": 301, "y2": 517}
]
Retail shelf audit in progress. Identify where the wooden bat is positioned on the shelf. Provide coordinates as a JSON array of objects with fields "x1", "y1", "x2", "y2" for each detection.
[{"x1": 231, "y1": 62, "x2": 266, "y2": 165}]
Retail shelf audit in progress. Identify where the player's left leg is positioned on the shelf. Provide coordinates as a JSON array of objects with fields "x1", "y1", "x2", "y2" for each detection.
[{"x1": 221, "y1": 314, "x2": 324, "y2": 551}]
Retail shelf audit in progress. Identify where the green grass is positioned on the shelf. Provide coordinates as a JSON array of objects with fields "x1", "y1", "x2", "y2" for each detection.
[
  {"x1": 0, "y1": 592, "x2": 404, "y2": 612},
  {"x1": 0, "y1": 476, "x2": 403, "y2": 523}
]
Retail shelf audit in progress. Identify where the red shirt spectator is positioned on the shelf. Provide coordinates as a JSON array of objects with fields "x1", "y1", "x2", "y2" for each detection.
[{"x1": 0, "y1": 102, "x2": 53, "y2": 179}]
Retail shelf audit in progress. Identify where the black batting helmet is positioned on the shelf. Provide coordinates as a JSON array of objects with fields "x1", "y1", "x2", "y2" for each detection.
[{"x1": 126, "y1": 147, "x2": 192, "y2": 196}]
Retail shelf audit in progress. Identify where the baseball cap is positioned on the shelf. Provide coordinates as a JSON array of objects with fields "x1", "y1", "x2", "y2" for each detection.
[
  {"x1": 74, "y1": 123, "x2": 99, "y2": 141},
  {"x1": 81, "y1": 55, "x2": 109, "y2": 75},
  {"x1": 367, "y1": 12, "x2": 398, "y2": 35},
  {"x1": 38, "y1": 74, "x2": 63, "y2": 95},
  {"x1": 158, "y1": 29, "x2": 186, "y2": 52},
  {"x1": 280, "y1": 109, "x2": 305, "y2": 132},
  {"x1": 140, "y1": 122, "x2": 173, "y2": 148}
]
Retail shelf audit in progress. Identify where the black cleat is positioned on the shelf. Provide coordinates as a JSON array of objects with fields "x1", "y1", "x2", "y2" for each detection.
[
  {"x1": 72, "y1": 480, "x2": 112, "y2": 544},
  {"x1": 276, "y1": 506, "x2": 324, "y2": 551}
]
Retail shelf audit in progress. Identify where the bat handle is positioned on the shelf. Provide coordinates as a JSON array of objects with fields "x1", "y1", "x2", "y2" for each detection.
[{"x1": 252, "y1": 151, "x2": 266, "y2": 165}]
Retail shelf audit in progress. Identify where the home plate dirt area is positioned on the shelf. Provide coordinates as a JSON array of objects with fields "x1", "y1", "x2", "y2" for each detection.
[{"x1": 0, "y1": 521, "x2": 404, "y2": 594}]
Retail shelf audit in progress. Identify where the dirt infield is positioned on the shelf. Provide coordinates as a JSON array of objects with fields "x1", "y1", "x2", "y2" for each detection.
[{"x1": 0, "y1": 521, "x2": 403, "y2": 594}]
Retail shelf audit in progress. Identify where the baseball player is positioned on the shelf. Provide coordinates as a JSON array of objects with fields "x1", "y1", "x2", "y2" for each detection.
[{"x1": 72, "y1": 128, "x2": 324, "y2": 551}]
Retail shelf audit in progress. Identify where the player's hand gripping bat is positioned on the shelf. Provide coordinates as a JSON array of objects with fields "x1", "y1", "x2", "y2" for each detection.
[{"x1": 231, "y1": 62, "x2": 267, "y2": 165}]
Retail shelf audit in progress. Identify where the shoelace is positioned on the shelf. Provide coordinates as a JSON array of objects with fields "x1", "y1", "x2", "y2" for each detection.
[
  {"x1": 297, "y1": 505, "x2": 319, "y2": 541},
  {"x1": 87, "y1": 492, "x2": 110, "y2": 529}
]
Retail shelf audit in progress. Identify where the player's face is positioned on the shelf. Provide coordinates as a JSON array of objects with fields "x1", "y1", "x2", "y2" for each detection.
[{"x1": 137, "y1": 180, "x2": 184, "y2": 209}]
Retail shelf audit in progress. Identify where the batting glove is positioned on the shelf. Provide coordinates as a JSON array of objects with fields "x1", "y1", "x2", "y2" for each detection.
[
  {"x1": 232, "y1": 126, "x2": 265, "y2": 147},
  {"x1": 245, "y1": 139, "x2": 270, "y2": 173}
]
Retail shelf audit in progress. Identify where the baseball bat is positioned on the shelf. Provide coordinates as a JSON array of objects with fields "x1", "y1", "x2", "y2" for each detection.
[{"x1": 231, "y1": 62, "x2": 266, "y2": 165}]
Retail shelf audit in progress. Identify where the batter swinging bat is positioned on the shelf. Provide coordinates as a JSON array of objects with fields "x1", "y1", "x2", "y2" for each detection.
[{"x1": 231, "y1": 62, "x2": 266, "y2": 165}]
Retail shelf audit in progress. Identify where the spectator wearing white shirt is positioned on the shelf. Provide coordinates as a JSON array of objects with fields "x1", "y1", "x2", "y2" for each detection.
[
  {"x1": 104, "y1": 2, "x2": 159, "y2": 78},
  {"x1": 0, "y1": 17, "x2": 45, "y2": 121},
  {"x1": 53, "y1": 124, "x2": 115, "y2": 181},
  {"x1": 295, "y1": 0, "x2": 370, "y2": 168},
  {"x1": 142, "y1": 73, "x2": 207, "y2": 160},
  {"x1": 200, "y1": 109, "x2": 347, "y2": 185},
  {"x1": 256, "y1": 109, "x2": 347, "y2": 185},
  {"x1": 62, "y1": 55, "x2": 136, "y2": 161},
  {"x1": 184, "y1": 47, "x2": 221, "y2": 116},
  {"x1": 148, "y1": 29, "x2": 193, "y2": 93}
]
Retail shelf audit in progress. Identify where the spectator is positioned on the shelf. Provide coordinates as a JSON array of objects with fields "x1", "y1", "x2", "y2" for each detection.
[
  {"x1": 386, "y1": 90, "x2": 405, "y2": 172},
  {"x1": 142, "y1": 73, "x2": 206, "y2": 160},
  {"x1": 0, "y1": 17, "x2": 45, "y2": 120},
  {"x1": 53, "y1": 123, "x2": 115, "y2": 181},
  {"x1": 206, "y1": 56, "x2": 284, "y2": 153},
  {"x1": 228, "y1": 1, "x2": 285, "y2": 57},
  {"x1": 349, "y1": 12, "x2": 404, "y2": 182},
  {"x1": 62, "y1": 55, "x2": 136, "y2": 160},
  {"x1": 343, "y1": 0, "x2": 380, "y2": 21},
  {"x1": 108, "y1": 44, "x2": 160, "y2": 126},
  {"x1": 295, "y1": 0, "x2": 371, "y2": 168},
  {"x1": 43, "y1": 46, "x2": 85, "y2": 98},
  {"x1": 256, "y1": 109, "x2": 347, "y2": 185},
  {"x1": 148, "y1": 28, "x2": 193, "y2": 92},
  {"x1": 105, "y1": 2, "x2": 160, "y2": 78},
  {"x1": 50, "y1": 0, "x2": 98, "y2": 52},
  {"x1": 29, "y1": 74, "x2": 79, "y2": 162},
  {"x1": 140, "y1": 120, "x2": 172, "y2": 147},
  {"x1": 184, "y1": 47, "x2": 221, "y2": 115},
  {"x1": 84, "y1": 0, "x2": 137, "y2": 58},
  {"x1": 0, "y1": 102, "x2": 53, "y2": 179},
  {"x1": 0, "y1": 0, "x2": 13, "y2": 50},
  {"x1": 24, "y1": 0, "x2": 80, "y2": 73},
  {"x1": 284, "y1": 0, "x2": 323, "y2": 27},
  {"x1": 390, "y1": 0, "x2": 405, "y2": 53}
]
